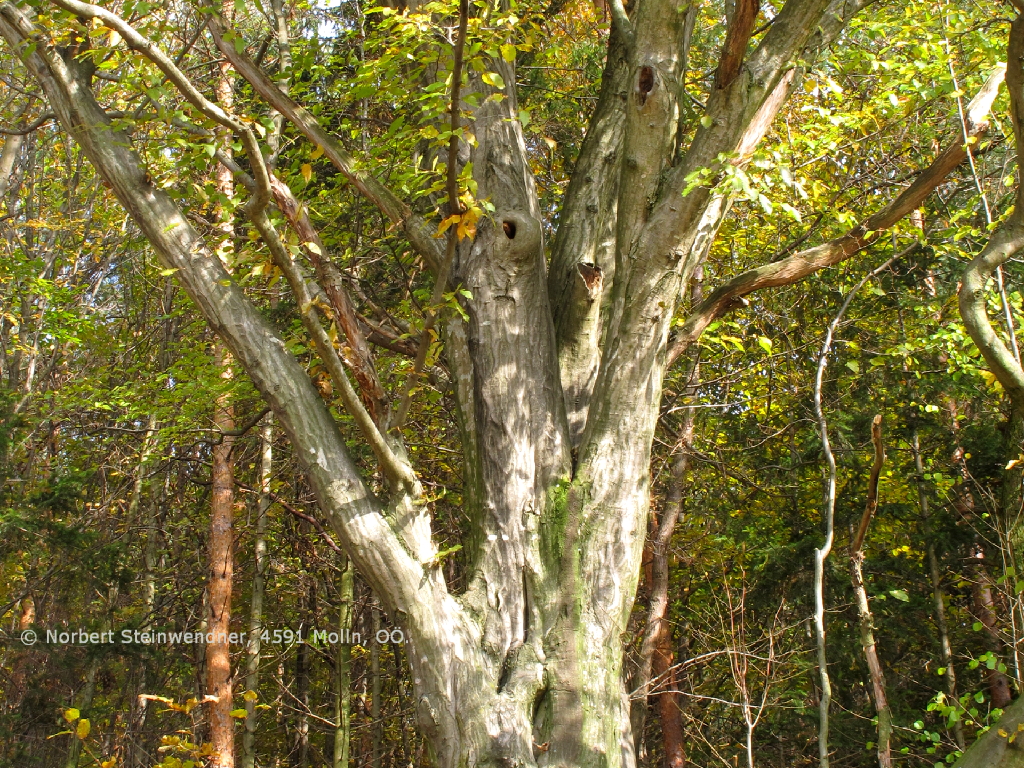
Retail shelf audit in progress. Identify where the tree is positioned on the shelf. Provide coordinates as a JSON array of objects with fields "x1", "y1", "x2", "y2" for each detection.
[{"x1": 0, "y1": 0, "x2": 1014, "y2": 766}]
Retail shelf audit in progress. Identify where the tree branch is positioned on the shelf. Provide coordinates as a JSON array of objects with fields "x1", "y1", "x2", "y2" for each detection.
[
  {"x1": 206, "y1": 16, "x2": 445, "y2": 273},
  {"x1": 667, "y1": 63, "x2": 1006, "y2": 366},
  {"x1": 715, "y1": 0, "x2": 760, "y2": 90},
  {"x1": 265, "y1": 174, "x2": 392, "y2": 428},
  {"x1": 959, "y1": 17, "x2": 1024, "y2": 408},
  {"x1": 0, "y1": 1, "x2": 433, "y2": 618},
  {"x1": 851, "y1": 415, "x2": 884, "y2": 554}
]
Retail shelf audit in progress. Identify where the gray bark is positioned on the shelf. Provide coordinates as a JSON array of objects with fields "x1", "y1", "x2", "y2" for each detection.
[
  {"x1": 950, "y1": 695, "x2": 1024, "y2": 768},
  {"x1": 0, "y1": 0, "x2": 868, "y2": 765},
  {"x1": 241, "y1": 418, "x2": 272, "y2": 768}
]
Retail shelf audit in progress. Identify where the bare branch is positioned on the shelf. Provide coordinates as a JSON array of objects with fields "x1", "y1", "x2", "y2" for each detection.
[
  {"x1": 851, "y1": 415, "x2": 884, "y2": 555},
  {"x1": 0, "y1": 111, "x2": 54, "y2": 134},
  {"x1": 958, "y1": 18, "x2": 1024, "y2": 409}
]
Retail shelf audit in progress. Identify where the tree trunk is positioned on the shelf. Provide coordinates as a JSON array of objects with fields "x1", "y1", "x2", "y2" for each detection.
[
  {"x1": 371, "y1": 601, "x2": 382, "y2": 768},
  {"x1": 206, "y1": 4, "x2": 237, "y2": 762},
  {"x1": 292, "y1": 578, "x2": 313, "y2": 767},
  {"x1": 971, "y1": 544, "x2": 1014, "y2": 709},
  {"x1": 241, "y1": 417, "x2": 272, "y2": 768},
  {"x1": 848, "y1": 416, "x2": 892, "y2": 768},
  {"x1": 334, "y1": 558, "x2": 354, "y2": 768},
  {"x1": 0, "y1": 1, "x2": 869, "y2": 765},
  {"x1": 950, "y1": 695, "x2": 1024, "y2": 768},
  {"x1": 913, "y1": 430, "x2": 966, "y2": 749},
  {"x1": 630, "y1": 342, "x2": 697, "y2": 765}
]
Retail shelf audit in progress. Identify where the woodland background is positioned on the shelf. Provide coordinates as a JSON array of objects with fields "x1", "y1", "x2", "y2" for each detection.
[{"x1": 1, "y1": 0, "x2": 1021, "y2": 766}]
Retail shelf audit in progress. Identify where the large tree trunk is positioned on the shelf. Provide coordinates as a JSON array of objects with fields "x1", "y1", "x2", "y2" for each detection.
[
  {"x1": 950, "y1": 695, "x2": 1024, "y2": 768},
  {"x1": 0, "y1": 0, "x2": 869, "y2": 765}
]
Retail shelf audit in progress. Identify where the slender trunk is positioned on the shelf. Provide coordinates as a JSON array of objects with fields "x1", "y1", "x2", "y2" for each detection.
[
  {"x1": 63, "y1": 657, "x2": 99, "y2": 768},
  {"x1": 631, "y1": 273, "x2": 700, "y2": 767},
  {"x1": 371, "y1": 601, "x2": 382, "y2": 768},
  {"x1": 393, "y1": 642, "x2": 411, "y2": 768},
  {"x1": 293, "y1": 579, "x2": 313, "y2": 767},
  {"x1": 811, "y1": 258, "x2": 895, "y2": 768},
  {"x1": 970, "y1": 544, "x2": 1013, "y2": 709},
  {"x1": 333, "y1": 558, "x2": 354, "y2": 768},
  {"x1": 849, "y1": 416, "x2": 892, "y2": 768},
  {"x1": 241, "y1": 417, "x2": 272, "y2": 768},
  {"x1": 207, "y1": 4, "x2": 237, "y2": 762},
  {"x1": 208, "y1": 349, "x2": 236, "y2": 768},
  {"x1": 1002, "y1": 408, "x2": 1024, "y2": 688},
  {"x1": 132, "y1": 413, "x2": 159, "y2": 768},
  {"x1": 7, "y1": 594, "x2": 35, "y2": 713},
  {"x1": 65, "y1": 587, "x2": 117, "y2": 768},
  {"x1": 914, "y1": 431, "x2": 965, "y2": 748}
]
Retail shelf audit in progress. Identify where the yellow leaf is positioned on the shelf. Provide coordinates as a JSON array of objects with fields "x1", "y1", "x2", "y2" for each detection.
[
  {"x1": 436, "y1": 214, "x2": 460, "y2": 237},
  {"x1": 310, "y1": 144, "x2": 324, "y2": 160},
  {"x1": 64, "y1": 708, "x2": 80, "y2": 723},
  {"x1": 243, "y1": 690, "x2": 259, "y2": 703},
  {"x1": 999, "y1": 728, "x2": 1009, "y2": 738},
  {"x1": 457, "y1": 218, "x2": 476, "y2": 240},
  {"x1": 76, "y1": 718, "x2": 91, "y2": 740},
  {"x1": 101, "y1": 760, "x2": 117, "y2": 767},
  {"x1": 300, "y1": 164, "x2": 313, "y2": 183},
  {"x1": 1007, "y1": 457, "x2": 1023, "y2": 470},
  {"x1": 108, "y1": 30, "x2": 121, "y2": 47},
  {"x1": 304, "y1": 241, "x2": 323, "y2": 255}
]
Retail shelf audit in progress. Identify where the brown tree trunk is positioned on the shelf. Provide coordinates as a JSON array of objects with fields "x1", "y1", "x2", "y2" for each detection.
[
  {"x1": 207, "y1": 7, "x2": 237, "y2": 761},
  {"x1": 207, "y1": 339, "x2": 236, "y2": 768}
]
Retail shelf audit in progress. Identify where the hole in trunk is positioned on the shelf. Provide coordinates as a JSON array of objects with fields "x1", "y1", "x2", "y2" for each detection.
[
  {"x1": 638, "y1": 66, "x2": 655, "y2": 106},
  {"x1": 502, "y1": 220, "x2": 517, "y2": 239}
]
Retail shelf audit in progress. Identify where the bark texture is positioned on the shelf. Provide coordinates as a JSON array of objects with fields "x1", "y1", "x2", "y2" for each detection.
[
  {"x1": 849, "y1": 416, "x2": 891, "y2": 768},
  {"x1": 0, "y1": 0, "x2": 965, "y2": 765}
]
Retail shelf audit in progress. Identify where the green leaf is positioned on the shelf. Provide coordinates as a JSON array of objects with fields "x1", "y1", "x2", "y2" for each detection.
[
  {"x1": 889, "y1": 589, "x2": 909, "y2": 602},
  {"x1": 481, "y1": 72, "x2": 505, "y2": 89}
]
